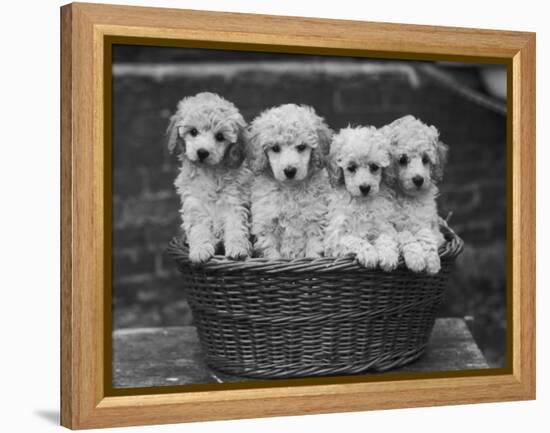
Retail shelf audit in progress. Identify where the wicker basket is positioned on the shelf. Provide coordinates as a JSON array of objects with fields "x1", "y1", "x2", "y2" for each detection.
[{"x1": 168, "y1": 222, "x2": 463, "y2": 379}]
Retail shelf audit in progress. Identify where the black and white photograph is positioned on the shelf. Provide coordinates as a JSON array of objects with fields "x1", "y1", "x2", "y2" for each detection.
[{"x1": 110, "y1": 44, "x2": 508, "y2": 388}]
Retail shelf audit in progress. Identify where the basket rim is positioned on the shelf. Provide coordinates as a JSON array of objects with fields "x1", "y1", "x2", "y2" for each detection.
[{"x1": 167, "y1": 218, "x2": 463, "y2": 274}]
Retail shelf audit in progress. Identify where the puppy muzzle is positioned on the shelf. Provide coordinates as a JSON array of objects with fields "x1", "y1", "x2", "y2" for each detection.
[
  {"x1": 284, "y1": 166, "x2": 297, "y2": 179},
  {"x1": 412, "y1": 175, "x2": 424, "y2": 188},
  {"x1": 359, "y1": 184, "x2": 371, "y2": 196},
  {"x1": 197, "y1": 148, "x2": 210, "y2": 162}
]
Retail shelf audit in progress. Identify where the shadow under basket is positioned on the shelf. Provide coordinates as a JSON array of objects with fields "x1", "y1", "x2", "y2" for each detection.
[{"x1": 167, "y1": 223, "x2": 464, "y2": 379}]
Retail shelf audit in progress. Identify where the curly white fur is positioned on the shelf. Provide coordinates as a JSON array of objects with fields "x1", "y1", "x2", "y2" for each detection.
[
  {"x1": 246, "y1": 104, "x2": 332, "y2": 259},
  {"x1": 167, "y1": 92, "x2": 251, "y2": 263},
  {"x1": 384, "y1": 115, "x2": 449, "y2": 274},
  {"x1": 324, "y1": 126, "x2": 399, "y2": 270}
]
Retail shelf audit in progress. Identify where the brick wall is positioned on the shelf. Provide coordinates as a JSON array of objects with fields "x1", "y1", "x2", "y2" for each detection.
[{"x1": 111, "y1": 51, "x2": 507, "y2": 365}]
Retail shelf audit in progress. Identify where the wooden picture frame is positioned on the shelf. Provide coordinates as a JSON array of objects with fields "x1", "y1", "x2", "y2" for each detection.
[{"x1": 60, "y1": 2, "x2": 535, "y2": 429}]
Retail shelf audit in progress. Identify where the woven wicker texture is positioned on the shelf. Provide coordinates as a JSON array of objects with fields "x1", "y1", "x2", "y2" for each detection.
[{"x1": 168, "y1": 223, "x2": 463, "y2": 378}]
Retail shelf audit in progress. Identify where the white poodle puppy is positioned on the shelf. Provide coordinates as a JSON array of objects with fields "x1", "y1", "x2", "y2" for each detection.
[
  {"x1": 246, "y1": 104, "x2": 332, "y2": 259},
  {"x1": 324, "y1": 126, "x2": 399, "y2": 271},
  {"x1": 166, "y1": 92, "x2": 251, "y2": 263},
  {"x1": 384, "y1": 115, "x2": 448, "y2": 274}
]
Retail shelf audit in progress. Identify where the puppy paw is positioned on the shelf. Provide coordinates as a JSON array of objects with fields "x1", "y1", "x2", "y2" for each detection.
[
  {"x1": 225, "y1": 241, "x2": 250, "y2": 260},
  {"x1": 378, "y1": 248, "x2": 399, "y2": 272},
  {"x1": 356, "y1": 246, "x2": 379, "y2": 269},
  {"x1": 425, "y1": 252, "x2": 441, "y2": 275},
  {"x1": 189, "y1": 243, "x2": 215, "y2": 264},
  {"x1": 403, "y1": 250, "x2": 426, "y2": 273}
]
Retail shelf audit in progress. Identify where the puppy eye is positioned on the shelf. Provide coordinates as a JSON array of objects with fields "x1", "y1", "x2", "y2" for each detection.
[
  {"x1": 296, "y1": 144, "x2": 307, "y2": 153},
  {"x1": 399, "y1": 155, "x2": 408, "y2": 166},
  {"x1": 347, "y1": 164, "x2": 357, "y2": 173},
  {"x1": 215, "y1": 132, "x2": 225, "y2": 142},
  {"x1": 422, "y1": 155, "x2": 430, "y2": 165},
  {"x1": 369, "y1": 163, "x2": 380, "y2": 173},
  {"x1": 271, "y1": 145, "x2": 281, "y2": 153},
  {"x1": 189, "y1": 128, "x2": 199, "y2": 137}
]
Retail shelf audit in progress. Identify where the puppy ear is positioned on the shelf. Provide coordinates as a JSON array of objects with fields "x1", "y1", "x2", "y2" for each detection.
[
  {"x1": 326, "y1": 134, "x2": 345, "y2": 187},
  {"x1": 432, "y1": 140, "x2": 449, "y2": 182},
  {"x1": 223, "y1": 143, "x2": 245, "y2": 169},
  {"x1": 166, "y1": 114, "x2": 185, "y2": 154},
  {"x1": 311, "y1": 117, "x2": 332, "y2": 169},
  {"x1": 382, "y1": 158, "x2": 398, "y2": 187},
  {"x1": 167, "y1": 96, "x2": 196, "y2": 154},
  {"x1": 316, "y1": 120, "x2": 332, "y2": 157},
  {"x1": 379, "y1": 149, "x2": 391, "y2": 168},
  {"x1": 244, "y1": 127, "x2": 268, "y2": 174},
  {"x1": 224, "y1": 122, "x2": 247, "y2": 169},
  {"x1": 326, "y1": 155, "x2": 344, "y2": 188},
  {"x1": 380, "y1": 130, "x2": 398, "y2": 187},
  {"x1": 221, "y1": 113, "x2": 247, "y2": 169}
]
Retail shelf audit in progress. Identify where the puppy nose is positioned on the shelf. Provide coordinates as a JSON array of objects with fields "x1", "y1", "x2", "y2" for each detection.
[
  {"x1": 359, "y1": 184, "x2": 371, "y2": 196},
  {"x1": 284, "y1": 167, "x2": 297, "y2": 179},
  {"x1": 413, "y1": 176, "x2": 424, "y2": 187},
  {"x1": 197, "y1": 149, "x2": 210, "y2": 161}
]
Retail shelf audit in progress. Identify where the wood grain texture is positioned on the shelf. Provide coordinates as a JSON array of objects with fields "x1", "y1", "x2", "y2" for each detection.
[
  {"x1": 60, "y1": 2, "x2": 536, "y2": 429},
  {"x1": 60, "y1": 4, "x2": 73, "y2": 429},
  {"x1": 515, "y1": 33, "x2": 536, "y2": 396}
]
